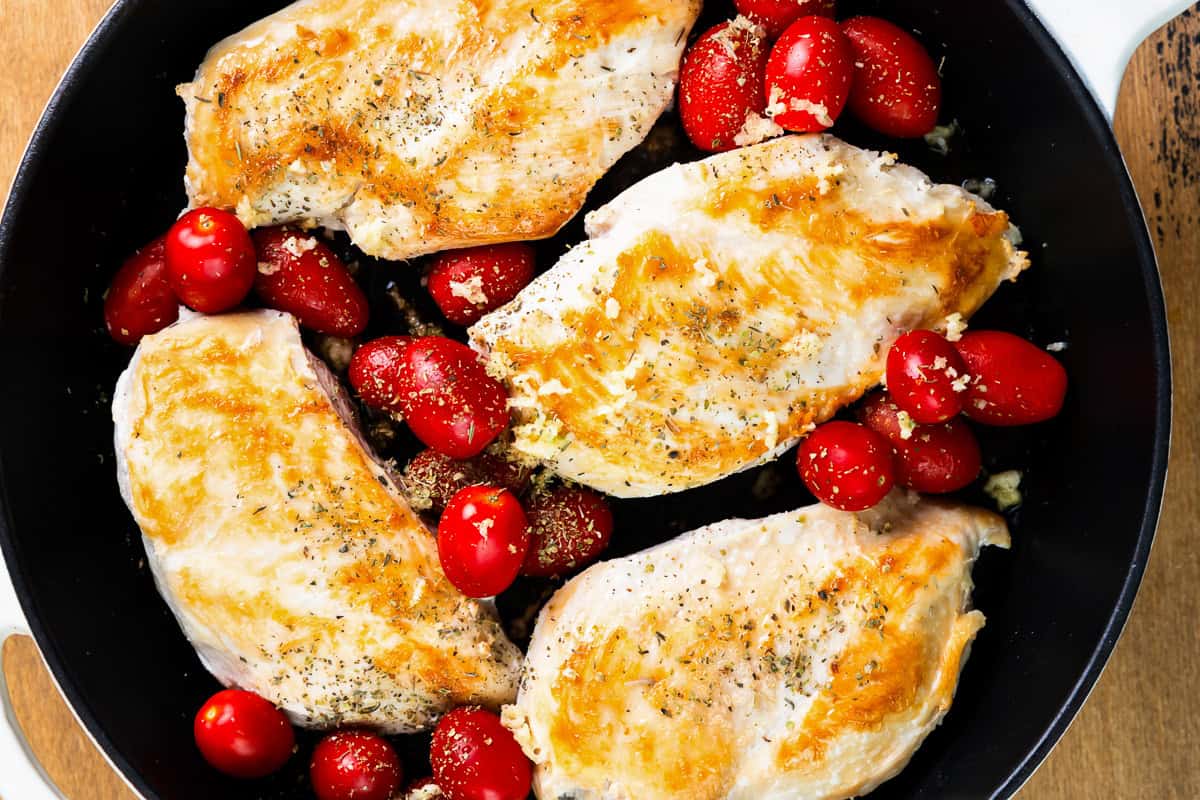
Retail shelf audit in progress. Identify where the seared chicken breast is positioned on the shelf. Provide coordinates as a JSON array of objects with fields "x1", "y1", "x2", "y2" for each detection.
[
  {"x1": 180, "y1": 0, "x2": 701, "y2": 260},
  {"x1": 113, "y1": 310, "x2": 521, "y2": 732},
  {"x1": 503, "y1": 492, "x2": 1009, "y2": 800},
  {"x1": 471, "y1": 134, "x2": 1028, "y2": 497}
]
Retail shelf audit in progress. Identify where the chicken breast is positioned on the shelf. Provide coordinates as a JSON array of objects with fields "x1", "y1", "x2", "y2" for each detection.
[
  {"x1": 179, "y1": 0, "x2": 700, "y2": 260},
  {"x1": 471, "y1": 134, "x2": 1028, "y2": 497},
  {"x1": 503, "y1": 491, "x2": 1009, "y2": 800},
  {"x1": 112, "y1": 310, "x2": 521, "y2": 732}
]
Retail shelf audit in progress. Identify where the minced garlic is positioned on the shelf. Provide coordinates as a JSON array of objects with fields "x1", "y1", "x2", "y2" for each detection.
[
  {"x1": 448, "y1": 274, "x2": 488, "y2": 306},
  {"x1": 942, "y1": 312, "x2": 967, "y2": 342},
  {"x1": 734, "y1": 111, "x2": 785, "y2": 147},
  {"x1": 984, "y1": 470, "x2": 1023, "y2": 511},
  {"x1": 281, "y1": 235, "x2": 318, "y2": 258}
]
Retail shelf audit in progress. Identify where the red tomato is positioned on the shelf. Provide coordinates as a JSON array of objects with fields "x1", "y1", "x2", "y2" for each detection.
[
  {"x1": 899, "y1": 418, "x2": 982, "y2": 493},
  {"x1": 349, "y1": 336, "x2": 414, "y2": 412},
  {"x1": 427, "y1": 244, "x2": 536, "y2": 326},
  {"x1": 796, "y1": 421, "x2": 895, "y2": 511},
  {"x1": 842, "y1": 16, "x2": 942, "y2": 138},
  {"x1": 193, "y1": 689, "x2": 294, "y2": 779},
  {"x1": 764, "y1": 16, "x2": 854, "y2": 132},
  {"x1": 859, "y1": 391, "x2": 981, "y2": 493},
  {"x1": 104, "y1": 235, "x2": 179, "y2": 345},
  {"x1": 252, "y1": 227, "x2": 368, "y2": 336},
  {"x1": 886, "y1": 330, "x2": 969, "y2": 424},
  {"x1": 404, "y1": 448, "x2": 531, "y2": 513},
  {"x1": 396, "y1": 337, "x2": 510, "y2": 458},
  {"x1": 165, "y1": 208, "x2": 256, "y2": 313},
  {"x1": 521, "y1": 486, "x2": 614, "y2": 577},
  {"x1": 679, "y1": 20, "x2": 771, "y2": 152},
  {"x1": 438, "y1": 486, "x2": 530, "y2": 597},
  {"x1": 430, "y1": 707, "x2": 532, "y2": 800},
  {"x1": 954, "y1": 331, "x2": 1068, "y2": 426},
  {"x1": 310, "y1": 731, "x2": 403, "y2": 800},
  {"x1": 734, "y1": 0, "x2": 836, "y2": 38}
]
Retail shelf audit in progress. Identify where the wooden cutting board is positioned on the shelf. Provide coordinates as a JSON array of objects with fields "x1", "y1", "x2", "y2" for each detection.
[{"x1": 2, "y1": 2, "x2": 1198, "y2": 798}]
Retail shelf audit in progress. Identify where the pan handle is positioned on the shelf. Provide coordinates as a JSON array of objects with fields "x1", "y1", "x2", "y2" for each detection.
[
  {"x1": 1024, "y1": 0, "x2": 1191, "y2": 118},
  {"x1": 0, "y1": 565, "x2": 66, "y2": 799}
]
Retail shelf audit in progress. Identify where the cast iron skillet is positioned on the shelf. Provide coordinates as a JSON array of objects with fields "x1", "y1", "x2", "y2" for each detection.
[{"x1": 0, "y1": 1, "x2": 1175, "y2": 797}]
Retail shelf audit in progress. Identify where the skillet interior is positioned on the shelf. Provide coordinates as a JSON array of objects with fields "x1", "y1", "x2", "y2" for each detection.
[{"x1": 0, "y1": 0, "x2": 1170, "y2": 797}]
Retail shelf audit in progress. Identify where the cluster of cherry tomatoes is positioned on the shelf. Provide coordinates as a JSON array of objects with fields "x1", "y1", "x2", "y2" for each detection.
[
  {"x1": 679, "y1": 0, "x2": 943, "y2": 152},
  {"x1": 104, "y1": 209, "x2": 538, "y2": 347},
  {"x1": 797, "y1": 328, "x2": 1069, "y2": 512},
  {"x1": 104, "y1": 204, "x2": 618, "y2": 594},
  {"x1": 346, "y1": 335, "x2": 616, "y2": 598},
  {"x1": 104, "y1": 208, "x2": 371, "y2": 344},
  {"x1": 105, "y1": 212, "x2": 607, "y2": 797},
  {"x1": 194, "y1": 689, "x2": 531, "y2": 800}
]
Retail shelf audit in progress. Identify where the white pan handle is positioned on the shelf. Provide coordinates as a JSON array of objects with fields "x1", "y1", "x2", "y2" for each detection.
[
  {"x1": 0, "y1": 559, "x2": 66, "y2": 799},
  {"x1": 1025, "y1": 0, "x2": 1191, "y2": 119}
]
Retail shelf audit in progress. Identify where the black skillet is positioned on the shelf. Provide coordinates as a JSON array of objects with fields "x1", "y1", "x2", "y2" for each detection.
[{"x1": 0, "y1": 1, "x2": 1178, "y2": 797}]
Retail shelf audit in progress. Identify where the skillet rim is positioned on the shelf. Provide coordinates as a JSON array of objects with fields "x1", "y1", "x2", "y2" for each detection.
[
  {"x1": 988, "y1": 1, "x2": 1172, "y2": 796},
  {"x1": 0, "y1": 4, "x2": 162, "y2": 797},
  {"x1": 0, "y1": 1, "x2": 1173, "y2": 798}
]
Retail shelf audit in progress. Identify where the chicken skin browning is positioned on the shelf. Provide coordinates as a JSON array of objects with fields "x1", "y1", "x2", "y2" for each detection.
[
  {"x1": 114, "y1": 310, "x2": 522, "y2": 732},
  {"x1": 504, "y1": 492, "x2": 1009, "y2": 800},
  {"x1": 180, "y1": 0, "x2": 701, "y2": 259}
]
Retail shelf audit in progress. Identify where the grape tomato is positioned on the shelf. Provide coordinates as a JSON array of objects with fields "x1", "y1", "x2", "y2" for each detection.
[
  {"x1": 842, "y1": 16, "x2": 942, "y2": 138},
  {"x1": 253, "y1": 227, "x2": 369, "y2": 336},
  {"x1": 764, "y1": 16, "x2": 854, "y2": 133},
  {"x1": 955, "y1": 331, "x2": 1068, "y2": 426},
  {"x1": 165, "y1": 207, "x2": 256, "y2": 313},
  {"x1": 427, "y1": 244, "x2": 536, "y2": 327},
  {"x1": 396, "y1": 337, "x2": 510, "y2": 458},
  {"x1": 104, "y1": 235, "x2": 179, "y2": 345},
  {"x1": 734, "y1": 0, "x2": 836, "y2": 39},
  {"x1": 521, "y1": 486, "x2": 614, "y2": 577},
  {"x1": 679, "y1": 20, "x2": 771, "y2": 152},
  {"x1": 310, "y1": 731, "x2": 403, "y2": 800},
  {"x1": 430, "y1": 707, "x2": 532, "y2": 800},
  {"x1": 797, "y1": 421, "x2": 895, "y2": 511},
  {"x1": 438, "y1": 486, "x2": 529, "y2": 598},
  {"x1": 193, "y1": 689, "x2": 294, "y2": 779},
  {"x1": 886, "y1": 330, "x2": 969, "y2": 424}
]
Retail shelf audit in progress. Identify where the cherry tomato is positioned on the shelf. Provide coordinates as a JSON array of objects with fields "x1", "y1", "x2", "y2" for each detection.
[
  {"x1": 679, "y1": 20, "x2": 771, "y2": 152},
  {"x1": 438, "y1": 486, "x2": 530, "y2": 597},
  {"x1": 252, "y1": 227, "x2": 368, "y2": 336},
  {"x1": 309, "y1": 731, "x2": 402, "y2": 800},
  {"x1": 430, "y1": 707, "x2": 532, "y2": 800},
  {"x1": 797, "y1": 420, "x2": 894, "y2": 511},
  {"x1": 842, "y1": 16, "x2": 942, "y2": 138},
  {"x1": 899, "y1": 418, "x2": 982, "y2": 493},
  {"x1": 954, "y1": 331, "x2": 1068, "y2": 426},
  {"x1": 349, "y1": 336, "x2": 414, "y2": 412},
  {"x1": 104, "y1": 235, "x2": 179, "y2": 345},
  {"x1": 734, "y1": 0, "x2": 836, "y2": 39},
  {"x1": 427, "y1": 244, "x2": 536, "y2": 326},
  {"x1": 886, "y1": 330, "x2": 969, "y2": 424},
  {"x1": 193, "y1": 689, "x2": 294, "y2": 779},
  {"x1": 165, "y1": 207, "x2": 256, "y2": 313},
  {"x1": 859, "y1": 391, "x2": 981, "y2": 493},
  {"x1": 764, "y1": 16, "x2": 854, "y2": 132},
  {"x1": 404, "y1": 449, "x2": 530, "y2": 514},
  {"x1": 522, "y1": 486, "x2": 614, "y2": 577},
  {"x1": 396, "y1": 337, "x2": 510, "y2": 458}
]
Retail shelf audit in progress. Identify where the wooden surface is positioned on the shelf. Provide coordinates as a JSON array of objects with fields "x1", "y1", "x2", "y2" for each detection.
[{"x1": 1, "y1": 1, "x2": 1198, "y2": 797}]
